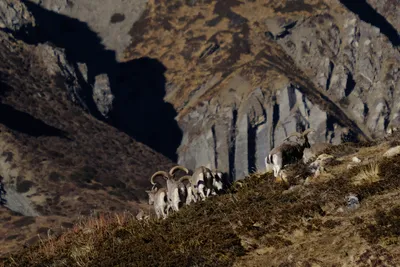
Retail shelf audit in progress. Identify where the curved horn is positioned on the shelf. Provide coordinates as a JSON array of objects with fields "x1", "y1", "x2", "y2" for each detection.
[
  {"x1": 178, "y1": 175, "x2": 192, "y2": 183},
  {"x1": 169, "y1": 165, "x2": 190, "y2": 177},
  {"x1": 150, "y1": 171, "x2": 169, "y2": 185},
  {"x1": 302, "y1": 128, "x2": 316, "y2": 136},
  {"x1": 283, "y1": 132, "x2": 302, "y2": 141}
]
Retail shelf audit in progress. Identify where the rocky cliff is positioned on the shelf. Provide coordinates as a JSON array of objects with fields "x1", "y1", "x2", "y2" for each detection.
[
  {"x1": 123, "y1": 0, "x2": 399, "y2": 180},
  {"x1": 2, "y1": 0, "x2": 399, "y2": 180},
  {"x1": 9, "y1": 0, "x2": 399, "y2": 182}
]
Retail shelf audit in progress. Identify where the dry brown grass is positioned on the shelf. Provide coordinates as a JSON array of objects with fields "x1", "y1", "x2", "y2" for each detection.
[
  {"x1": 352, "y1": 162, "x2": 380, "y2": 186},
  {"x1": 124, "y1": 0, "x2": 332, "y2": 118},
  {"x1": 3, "y1": 138, "x2": 400, "y2": 266}
]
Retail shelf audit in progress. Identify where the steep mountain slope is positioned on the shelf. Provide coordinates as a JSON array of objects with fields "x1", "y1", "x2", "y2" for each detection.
[
  {"x1": 0, "y1": 0, "x2": 399, "y2": 258},
  {"x1": 10, "y1": 0, "x2": 399, "y2": 182},
  {"x1": 3, "y1": 134, "x2": 400, "y2": 266},
  {"x1": 0, "y1": 29, "x2": 174, "y2": 255},
  {"x1": 124, "y1": 0, "x2": 399, "y2": 180}
]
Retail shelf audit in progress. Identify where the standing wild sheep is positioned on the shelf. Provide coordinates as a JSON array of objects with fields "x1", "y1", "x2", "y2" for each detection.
[
  {"x1": 266, "y1": 128, "x2": 315, "y2": 178},
  {"x1": 178, "y1": 166, "x2": 215, "y2": 201},
  {"x1": 151, "y1": 171, "x2": 185, "y2": 212},
  {"x1": 168, "y1": 165, "x2": 196, "y2": 205},
  {"x1": 210, "y1": 169, "x2": 224, "y2": 195},
  {"x1": 177, "y1": 175, "x2": 198, "y2": 204},
  {"x1": 145, "y1": 185, "x2": 169, "y2": 219}
]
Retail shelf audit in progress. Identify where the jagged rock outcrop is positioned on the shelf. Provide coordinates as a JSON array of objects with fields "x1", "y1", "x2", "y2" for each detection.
[
  {"x1": 0, "y1": 0, "x2": 35, "y2": 31},
  {"x1": 32, "y1": 43, "x2": 96, "y2": 112},
  {"x1": 0, "y1": 0, "x2": 111, "y2": 118},
  {"x1": 93, "y1": 73, "x2": 114, "y2": 118},
  {"x1": 275, "y1": 10, "x2": 400, "y2": 137},
  {"x1": 178, "y1": 84, "x2": 348, "y2": 180}
]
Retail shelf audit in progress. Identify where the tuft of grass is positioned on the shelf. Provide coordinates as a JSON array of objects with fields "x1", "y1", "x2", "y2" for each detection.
[{"x1": 352, "y1": 162, "x2": 380, "y2": 185}]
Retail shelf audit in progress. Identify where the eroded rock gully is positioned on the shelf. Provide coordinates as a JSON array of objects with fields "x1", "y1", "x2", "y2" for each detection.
[{"x1": 177, "y1": 85, "x2": 350, "y2": 181}]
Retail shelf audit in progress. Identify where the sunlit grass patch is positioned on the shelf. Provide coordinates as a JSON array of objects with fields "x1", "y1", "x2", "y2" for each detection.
[{"x1": 352, "y1": 162, "x2": 380, "y2": 186}]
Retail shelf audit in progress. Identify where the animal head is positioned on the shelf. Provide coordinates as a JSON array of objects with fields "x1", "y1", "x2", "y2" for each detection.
[
  {"x1": 212, "y1": 170, "x2": 224, "y2": 191},
  {"x1": 284, "y1": 128, "x2": 315, "y2": 148},
  {"x1": 145, "y1": 186, "x2": 157, "y2": 205},
  {"x1": 151, "y1": 171, "x2": 181, "y2": 199}
]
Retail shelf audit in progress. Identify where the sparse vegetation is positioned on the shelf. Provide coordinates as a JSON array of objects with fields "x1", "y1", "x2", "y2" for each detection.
[
  {"x1": 352, "y1": 162, "x2": 380, "y2": 185},
  {"x1": 361, "y1": 206, "x2": 400, "y2": 246},
  {"x1": 0, "y1": 0, "x2": 399, "y2": 264},
  {"x1": 2, "y1": 138, "x2": 400, "y2": 266},
  {"x1": 0, "y1": 29, "x2": 176, "y2": 255}
]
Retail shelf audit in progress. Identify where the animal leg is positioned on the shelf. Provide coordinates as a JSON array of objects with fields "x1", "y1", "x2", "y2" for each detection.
[
  {"x1": 192, "y1": 191, "x2": 198, "y2": 203},
  {"x1": 155, "y1": 208, "x2": 161, "y2": 220},
  {"x1": 173, "y1": 202, "x2": 179, "y2": 212},
  {"x1": 273, "y1": 154, "x2": 282, "y2": 178},
  {"x1": 198, "y1": 184, "x2": 207, "y2": 200},
  {"x1": 206, "y1": 188, "x2": 211, "y2": 197}
]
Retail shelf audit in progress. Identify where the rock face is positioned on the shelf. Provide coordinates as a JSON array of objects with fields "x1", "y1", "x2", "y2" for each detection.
[
  {"x1": 123, "y1": 0, "x2": 399, "y2": 180},
  {"x1": 5, "y1": 0, "x2": 183, "y2": 161},
  {"x1": 275, "y1": 11, "x2": 400, "y2": 138},
  {"x1": 33, "y1": 43, "x2": 96, "y2": 113},
  {"x1": 178, "y1": 84, "x2": 347, "y2": 180},
  {"x1": 93, "y1": 74, "x2": 114, "y2": 118},
  {"x1": 0, "y1": 0, "x2": 35, "y2": 31},
  {"x1": 2, "y1": 0, "x2": 399, "y2": 184}
]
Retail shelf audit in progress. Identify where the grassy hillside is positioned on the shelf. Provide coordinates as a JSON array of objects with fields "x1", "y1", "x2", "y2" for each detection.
[
  {"x1": 2, "y1": 134, "x2": 400, "y2": 266},
  {"x1": 0, "y1": 29, "x2": 174, "y2": 255}
]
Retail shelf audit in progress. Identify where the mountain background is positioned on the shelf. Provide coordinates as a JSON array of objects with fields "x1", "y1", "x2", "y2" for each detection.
[{"x1": 0, "y1": 0, "x2": 399, "y2": 256}]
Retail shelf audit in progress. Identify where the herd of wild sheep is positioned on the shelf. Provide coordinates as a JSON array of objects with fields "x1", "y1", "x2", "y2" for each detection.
[
  {"x1": 146, "y1": 166, "x2": 225, "y2": 219},
  {"x1": 146, "y1": 126, "x2": 400, "y2": 219},
  {"x1": 146, "y1": 128, "x2": 321, "y2": 219}
]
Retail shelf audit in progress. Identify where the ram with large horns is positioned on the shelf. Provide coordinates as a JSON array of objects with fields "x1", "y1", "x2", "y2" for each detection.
[
  {"x1": 150, "y1": 170, "x2": 183, "y2": 212},
  {"x1": 178, "y1": 166, "x2": 216, "y2": 201},
  {"x1": 168, "y1": 165, "x2": 198, "y2": 205},
  {"x1": 265, "y1": 128, "x2": 316, "y2": 178},
  {"x1": 145, "y1": 182, "x2": 170, "y2": 220}
]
